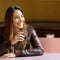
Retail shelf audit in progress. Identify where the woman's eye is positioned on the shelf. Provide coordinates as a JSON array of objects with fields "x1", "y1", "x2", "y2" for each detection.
[
  {"x1": 13, "y1": 15, "x2": 24, "y2": 19},
  {"x1": 14, "y1": 16, "x2": 19, "y2": 19},
  {"x1": 21, "y1": 15, "x2": 24, "y2": 17}
]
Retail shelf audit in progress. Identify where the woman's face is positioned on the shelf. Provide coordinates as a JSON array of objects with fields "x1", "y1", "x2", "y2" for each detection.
[{"x1": 12, "y1": 10, "x2": 25, "y2": 30}]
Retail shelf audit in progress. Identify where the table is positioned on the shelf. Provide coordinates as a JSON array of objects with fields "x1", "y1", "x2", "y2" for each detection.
[{"x1": 0, "y1": 53, "x2": 60, "y2": 60}]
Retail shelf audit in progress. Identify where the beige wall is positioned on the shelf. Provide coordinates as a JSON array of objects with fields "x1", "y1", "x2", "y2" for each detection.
[{"x1": 0, "y1": 0, "x2": 60, "y2": 22}]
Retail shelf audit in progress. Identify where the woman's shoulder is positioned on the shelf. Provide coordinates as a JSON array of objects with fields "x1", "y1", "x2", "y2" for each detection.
[
  {"x1": 26, "y1": 24, "x2": 34, "y2": 34},
  {"x1": 27, "y1": 24, "x2": 34, "y2": 30}
]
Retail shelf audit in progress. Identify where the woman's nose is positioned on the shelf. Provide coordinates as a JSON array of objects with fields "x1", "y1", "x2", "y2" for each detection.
[
  {"x1": 20, "y1": 22, "x2": 23, "y2": 28},
  {"x1": 19, "y1": 17, "x2": 24, "y2": 29}
]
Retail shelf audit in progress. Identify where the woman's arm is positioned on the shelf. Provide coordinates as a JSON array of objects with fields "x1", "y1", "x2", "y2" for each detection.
[
  {"x1": 29, "y1": 28, "x2": 44, "y2": 56},
  {"x1": 15, "y1": 27, "x2": 44, "y2": 57}
]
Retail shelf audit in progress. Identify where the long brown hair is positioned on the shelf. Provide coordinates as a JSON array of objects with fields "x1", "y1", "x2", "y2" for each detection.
[{"x1": 4, "y1": 6, "x2": 27, "y2": 41}]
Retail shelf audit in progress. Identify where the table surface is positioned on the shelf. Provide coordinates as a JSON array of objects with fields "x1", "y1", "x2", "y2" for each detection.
[{"x1": 0, "y1": 53, "x2": 60, "y2": 60}]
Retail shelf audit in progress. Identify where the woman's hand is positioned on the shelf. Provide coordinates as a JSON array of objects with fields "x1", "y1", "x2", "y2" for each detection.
[
  {"x1": 1, "y1": 53, "x2": 16, "y2": 58},
  {"x1": 10, "y1": 32, "x2": 25, "y2": 45}
]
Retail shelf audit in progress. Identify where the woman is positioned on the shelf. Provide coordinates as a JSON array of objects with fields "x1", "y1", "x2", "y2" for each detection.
[{"x1": 0, "y1": 6, "x2": 44, "y2": 58}]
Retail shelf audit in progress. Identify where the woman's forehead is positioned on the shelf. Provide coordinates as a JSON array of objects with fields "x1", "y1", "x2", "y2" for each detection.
[{"x1": 13, "y1": 10, "x2": 23, "y2": 16}]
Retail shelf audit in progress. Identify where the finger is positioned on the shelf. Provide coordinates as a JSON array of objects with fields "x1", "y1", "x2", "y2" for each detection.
[
  {"x1": 17, "y1": 37, "x2": 25, "y2": 41},
  {"x1": 2, "y1": 53, "x2": 16, "y2": 58},
  {"x1": 18, "y1": 32, "x2": 24, "y2": 35},
  {"x1": 18, "y1": 34, "x2": 25, "y2": 38},
  {"x1": 1, "y1": 54, "x2": 8, "y2": 58},
  {"x1": 7, "y1": 55, "x2": 15, "y2": 58}
]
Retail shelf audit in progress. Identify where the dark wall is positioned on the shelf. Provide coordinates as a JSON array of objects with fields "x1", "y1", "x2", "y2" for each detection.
[
  {"x1": 27, "y1": 21, "x2": 60, "y2": 37},
  {"x1": 0, "y1": 21, "x2": 60, "y2": 37}
]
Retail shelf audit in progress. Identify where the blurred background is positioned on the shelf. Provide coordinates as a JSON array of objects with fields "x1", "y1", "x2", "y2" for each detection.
[
  {"x1": 0, "y1": 0, "x2": 60, "y2": 22},
  {"x1": 0, "y1": 0, "x2": 60, "y2": 37}
]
